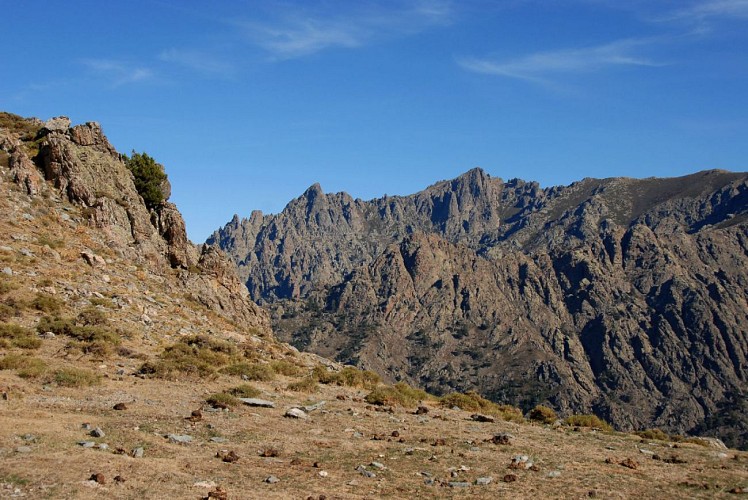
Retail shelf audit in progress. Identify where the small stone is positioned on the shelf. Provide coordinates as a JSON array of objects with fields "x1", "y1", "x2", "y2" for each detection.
[
  {"x1": 97, "y1": 443, "x2": 109, "y2": 450},
  {"x1": 285, "y1": 408, "x2": 308, "y2": 419},
  {"x1": 22, "y1": 434, "x2": 36, "y2": 441},
  {"x1": 15, "y1": 446, "x2": 32, "y2": 453},
  {"x1": 503, "y1": 474, "x2": 518, "y2": 483},
  {"x1": 78, "y1": 441, "x2": 96, "y2": 448},
  {"x1": 476, "y1": 477, "x2": 492, "y2": 485},
  {"x1": 239, "y1": 398, "x2": 275, "y2": 408},
  {"x1": 114, "y1": 475, "x2": 126, "y2": 483},
  {"x1": 210, "y1": 437, "x2": 228, "y2": 443},
  {"x1": 90, "y1": 427, "x2": 105, "y2": 438},
  {"x1": 82, "y1": 423, "x2": 92, "y2": 430},
  {"x1": 166, "y1": 434, "x2": 193, "y2": 444},
  {"x1": 89, "y1": 473, "x2": 106, "y2": 484},
  {"x1": 113, "y1": 403, "x2": 128, "y2": 410},
  {"x1": 391, "y1": 430, "x2": 400, "y2": 438},
  {"x1": 449, "y1": 482, "x2": 470, "y2": 488},
  {"x1": 19, "y1": 247, "x2": 34, "y2": 257},
  {"x1": 370, "y1": 461, "x2": 386, "y2": 470},
  {"x1": 318, "y1": 471, "x2": 328, "y2": 477},
  {"x1": 193, "y1": 480, "x2": 217, "y2": 488},
  {"x1": 547, "y1": 470, "x2": 562, "y2": 478},
  {"x1": 1, "y1": 267, "x2": 12, "y2": 276},
  {"x1": 264, "y1": 476, "x2": 280, "y2": 484},
  {"x1": 424, "y1": 478, "x2": 435, "y2": 486}
]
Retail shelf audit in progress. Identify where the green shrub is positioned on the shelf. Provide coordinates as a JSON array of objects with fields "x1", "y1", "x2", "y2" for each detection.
[
  {"x1": 206, "y1": 392, "x2": 240, "y2": 408},
  {"x1": 31, "y1": 293, "x2": 62, "y2": 313},
  {"x1": 528, "y1": 405, "x2": 558, "y2": 424},
  {"x1": 286, "y1": 377, "x2": 318, "y2": 393},
  {"x1": 439, "y1": 391, "x2": 524, "y2": 422},
  {"x1": 0, "y1": 323, "x2": 41, "y2": 349},
  {"x1": 89, "y1": 297, "x2": 115, "y2": 308},
  {"x1": 125, "y1": 151, "x2": 169, "y2": 210},
  {"x1": 312, "y1": 365, "x2": 380, "y2": 389},
  {"x1": 138, "y1": 335, "x2": 237, "y2": 380},
  {"x1": 269, "y1": 360, "x2": 303, "y2": 377},
  {"x1": 76, "y1": 307, "x2": 108, "y2": 326},
  {"x1": 51, "y1": 367, "x2": 100, "y2": 387},
  {"x1": 635, "y1": 428, "x2": 670, "y2": 441},
  {"x1": 0, "y1": 354, "x2": 47, "y2": 378},
  {"x1": 221, "y1": 362, "x2": 274, "y2": 381},
  {"x1": 365, "y1": 382, "x2": 428, "y2": 408},
  {"x1": 37, "y1": 316, "x2": 119, "y2": 345},
  {"x1": 565, "y1": 414, "x2": 613, "y2": 431},
  {"x1": 228, "y1": 384, "x2": 261, "y2": 398}
]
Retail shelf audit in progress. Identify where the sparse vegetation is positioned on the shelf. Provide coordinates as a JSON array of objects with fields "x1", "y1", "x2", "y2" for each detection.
[
  {"x1": 269, "y1": 359, "x2": 303, "y2": 377},
  {"x1": 31, "y1": 293, "x2": 62, "y2": 314},
  {"x1": 228, "y1": 384, "x2": 261, "y2": 398},
  {"x1": 0, "y1": 354, "x2": 47, "y2": 379},
  {"x1": 124, "y1": 151, "x2": 169, "y2": 210},
  {"x1": 206, "y1": 392, "x2": 240, "y2": 408},
  {"x1": 528, "y1": 405, "x2": 558, "y2": 424},
  {"x1": 50, "y1": 367, "x2": 100, "y2": 387},
  {"x1": 37, "y1": 316, "x2": 120, "y2": 345},
  {"x1": 565, "y1": 414, "x2": 613, "y2": 431},
  {"x1": 312, "y1": 365, "x2": 380, "y2": 389},
  {"x1": 221, "y1": 362, "x2": 275, "y2": 381},
  {"x1": 0, "y1": 323, "x2": 41, "y2": 349},
  {"x1": 365, "y1": 381, "x2": 429, "y2": 407},
  {"x1": 286, "y1": 376, "x2": 319, "y2": 393},
  {"x1": 439, "y1": 391, "x2": 524, "y2": 422},
  {"x1": 636, "y1": 428, "x2": 670, "y2": 441},
  {"x1": 139, "y1": 335, "x2": 237, "y2": 380}
]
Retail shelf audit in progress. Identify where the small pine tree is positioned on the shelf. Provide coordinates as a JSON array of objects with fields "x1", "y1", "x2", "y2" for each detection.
[{"x1": 125, "y1": 151, "x2": 168, "y2": 210}]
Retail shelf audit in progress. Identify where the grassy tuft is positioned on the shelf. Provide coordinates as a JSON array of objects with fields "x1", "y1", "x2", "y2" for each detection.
[
  {"x1": 0, "y1": 354, "x2": 48, "y2": 378},
  {"x1": 286, "y1": 377, "x2": 319, "y2": 393},
  {"x1": 269, "y1": 359, "x2": 304, "y2": 377},
  {"x1": 206, "y1": 392, "x2": 240, "y2": 408},
  {"x1": 0, "y1": 323, "x2": 41, "y2": 349},
  {"x1": 139, "y1": 335, "x2": 238, "y2": 380},
  {"x1": 221, "y1": 362, "x2": 275, "y2": 381},
  {"x1": 365, "y1": 382, "x2": 429, "y2": 408},
  {"x1": 228, "y1": 384, "x2": 261, "y2": 398},
  {"x1": 31, "y1": 293, "x2": 62, "y2": 314},
  {"x1": 50, "y1": 367, "x2": 100, "y2": 387},
  {"x1": 528, "y1": 405, "x2": 558, "y2": 424},
  {"x1": 312, "y1": 365, "x2": 380, "y2": 389},
  {"x1": 565, "y1": 414, "x2": 613, "y2": 431},
  {"x1": 439, "y1": 391, "x2": 524, "y2": 422}
]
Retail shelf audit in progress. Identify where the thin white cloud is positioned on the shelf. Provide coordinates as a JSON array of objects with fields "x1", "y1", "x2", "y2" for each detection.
[
  {"x1": 80, "y1": 59, "x2": 154, "y2": 87},
  {"x1": 159, "y1": 48, "x2": 235, "y2": 76},
  {"x1": 671, "y1": 0, "x2": 748, "y2": 20},
  {"x1": 233, "y1": 0, "x2": 453, "y2": 59},
  {"x1": 459, "y1": 38, "x2": 663, "y2": 84}
]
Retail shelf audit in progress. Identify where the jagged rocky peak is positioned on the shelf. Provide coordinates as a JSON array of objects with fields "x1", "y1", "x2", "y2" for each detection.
[{"x1": 217, "y1": 165, "x2": 748, "y2": 449}]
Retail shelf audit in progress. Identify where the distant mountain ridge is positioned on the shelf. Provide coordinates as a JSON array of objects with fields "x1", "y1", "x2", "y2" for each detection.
[{"x1": 212, "y1": 167, "x2": 748, "y2": 449}]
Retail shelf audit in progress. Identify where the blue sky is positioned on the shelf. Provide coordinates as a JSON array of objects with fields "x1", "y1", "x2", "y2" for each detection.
[{"x1": 2, "y1": 1, "x2": 747, "y2": 241}]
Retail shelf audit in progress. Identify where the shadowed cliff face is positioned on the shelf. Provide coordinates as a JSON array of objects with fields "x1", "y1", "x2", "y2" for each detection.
[{"x1": 215, "y1": 166, "x2": 748, "y2": 448}]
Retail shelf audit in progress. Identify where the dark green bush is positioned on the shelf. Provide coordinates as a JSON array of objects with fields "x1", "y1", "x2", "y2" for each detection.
[
  {"x1": 0, "y1": 323, "x2": 41, "y2": 349},
  {"x1": 528, "y1": 405, "x2": 558, "y2": 424},
  {"x1": 365, "y1": 382, "x2": 428, "y2": 408},
  {"x1": 125, "y1": 151, "x2": 169, "y2": 210},
  {"x1": 565, "y1": 414, "x2": 613, "y2": 431}
]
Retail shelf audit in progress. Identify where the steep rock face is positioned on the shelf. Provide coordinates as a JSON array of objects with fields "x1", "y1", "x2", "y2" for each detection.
[
  {"x1": 218, "y1": 167, "x2": 748, "y2": 448},
  {"x1": 0, "y1": 112, "x2": 269, "y2": 332}
]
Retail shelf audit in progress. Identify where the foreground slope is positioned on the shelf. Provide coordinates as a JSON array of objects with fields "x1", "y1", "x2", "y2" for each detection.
[
  {"x1": 0, "y1": 113, "x2": 746, "y2": 498},
  {"x1": 214, "y1": 168, "x2": 748, "y2": 449}
]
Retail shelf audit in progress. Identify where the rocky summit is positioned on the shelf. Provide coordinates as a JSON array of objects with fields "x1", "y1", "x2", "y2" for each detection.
[
  {"x1": 1, "y1": 112, "x2": 747, "y2": 498},
  {"x1": 213, "y1": 166, "x2": 748, "y2": 449}
]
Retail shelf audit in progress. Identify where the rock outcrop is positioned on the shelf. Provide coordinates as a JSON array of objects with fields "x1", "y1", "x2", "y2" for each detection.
[
  {"x1": 215, "y1": 167, "x2": 748, "y2": 448},
  {"x1": 0, "y1": 111, "x2": 269, "y2": 332}
]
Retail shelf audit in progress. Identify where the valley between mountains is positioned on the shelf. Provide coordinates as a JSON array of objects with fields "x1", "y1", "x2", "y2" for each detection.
[{"x1": 0, "y1": 113, "x2": 746, "y2": 498}]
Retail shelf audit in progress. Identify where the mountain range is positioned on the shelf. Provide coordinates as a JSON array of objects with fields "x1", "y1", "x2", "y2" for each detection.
[{"x1": 211, "y1": 167, "x2": 748, "y2": 449}]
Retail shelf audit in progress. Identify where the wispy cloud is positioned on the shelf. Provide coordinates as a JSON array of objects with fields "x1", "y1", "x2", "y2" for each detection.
[
  {"x1": 670, "y1": 0, "x2": 748, "y2": 21},
  {"x1": 232, "y1": 0, "x2": 453, "y2": 59},
  {"x1": 80, "y1": 59, "x2": 154, "y2": 87},
  {"x1": 459, "y1": 38, "x2": 663, "y2": 84},
  {"x1": 159, "y1": 48, "x2": 235, "y2": 76}
]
